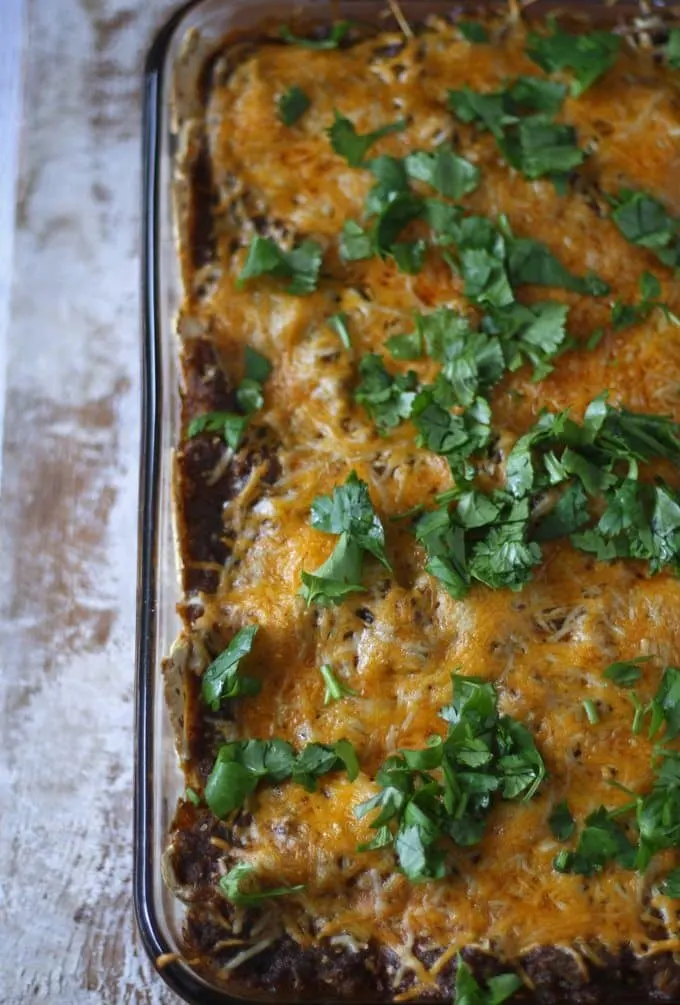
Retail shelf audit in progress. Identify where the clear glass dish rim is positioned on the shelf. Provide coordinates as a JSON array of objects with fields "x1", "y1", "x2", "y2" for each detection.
[{"x1": 134, "y1": 2, "x2": 679, "y2": 1003}]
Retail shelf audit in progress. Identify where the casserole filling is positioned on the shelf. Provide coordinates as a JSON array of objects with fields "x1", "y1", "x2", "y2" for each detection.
[{"x1": 164, "y1": 10, "x2": 680, "y2": 1000}]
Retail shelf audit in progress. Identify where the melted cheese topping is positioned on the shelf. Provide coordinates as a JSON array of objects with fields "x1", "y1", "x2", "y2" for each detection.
[{"x1": 178, "y1": 14, "x2": 680, "y2": 984}]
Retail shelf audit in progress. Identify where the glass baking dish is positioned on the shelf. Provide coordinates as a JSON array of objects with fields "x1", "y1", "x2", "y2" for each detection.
[{"x1": 135, "y1": 1, "x2": 679, "y2": 1003}]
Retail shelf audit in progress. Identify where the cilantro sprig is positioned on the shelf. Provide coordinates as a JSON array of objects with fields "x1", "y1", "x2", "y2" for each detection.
[
  {"x1": 201, "y1": 626, "x2": 260, "y2": 710},
  {"x1": 329, "y1": 111, "x2": 408, "y2": 167},
  {"x1": 220, "y1": 862, "x2": 305, "y2": 905},
  {"x1": 454, "y1": 955, "x2": 522, "y2": 1005},
  {"x1": 414, "y1": 394, "x2": 680, "y2": 597},
  {"x1": 356, "y1": 675, "x2": 545, "y2": 880},
  {"x1": 299, "y1": 471, "x2": 391, "y2": 606},
  {"x1": 279, "y1": 20, "x2": 352, "y2": 50},
  {"x1": 206, "y1": 737, "x2": 359, "y2": 818},
  {"x1": 448, "y1": 76, "x2": 584, "y2": 183},
  {"x1": 187, "y1": 346, "x2": 272, "y2": 452},
  {"x1": 278, "y1": 85, "x2": 310, "y2": 126},
  {"x1": 319, "y1": 664, "x2": 359, "y2": 704},
  {"x1": 238, "y1": 235, "x2": 323, "y2": 295},
  {"x1": 609, "y1": 190, "x2": 680, "y2": 270},
  {"x1": 526, "y1": 19, "x2": 621, "y2": 96}
]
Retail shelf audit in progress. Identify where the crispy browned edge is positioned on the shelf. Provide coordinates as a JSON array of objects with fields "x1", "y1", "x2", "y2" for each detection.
[{"x1": 164, "y1": 7, "x2": 680, "y2": 1002}]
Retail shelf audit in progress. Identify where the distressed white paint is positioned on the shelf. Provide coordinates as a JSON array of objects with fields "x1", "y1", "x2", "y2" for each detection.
[{"x1": 0, "y1": 1, "x2": 184, "y2": 1001}]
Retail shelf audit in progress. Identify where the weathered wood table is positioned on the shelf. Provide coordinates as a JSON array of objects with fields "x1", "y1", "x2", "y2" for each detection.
[{"x1": 0, "y1": 1, "x2": 185, "y2": 1001}]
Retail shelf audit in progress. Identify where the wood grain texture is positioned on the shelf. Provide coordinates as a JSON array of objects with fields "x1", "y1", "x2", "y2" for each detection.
[{"x1": 0, "y1": 0, "x2": 184, "y2": 1001}]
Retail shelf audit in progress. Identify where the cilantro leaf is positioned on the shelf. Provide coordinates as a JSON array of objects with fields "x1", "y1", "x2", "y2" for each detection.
[
  {"x1": 310, "y1": 470, "x2": 390, "y2": 566},
  {"x1": 339, "y1": 220, "x2": 374, "y2": 261},
  {"x1": 527, "y1": 20, "x2": 621, "y2": 96},
  {"x1": 299, "y1": 532, "x2": 365, "y2": 607},
  {"x1": 603, "y1": 656, "x2": 649, "y2": 688},
  {"x1": 507, "y1": 235, "x2": 609, "y2": 295},
  {"x1": 238, "y1": 235, "x2": 323, "y2": 295},
  {"x1": 327, "y1": 311, "x2": 352, "y2": 348},
  {"x1": 187, "y1": 411, "x2": 250, "y2": 451},
  {"x1": 319, "y1": 664, "x2": 358, "y2": 704},
  {"x1": 458, "y1": 21, "x2": 489, "y2": 44},
  {"x1": 206, "y1": 737, "x2": 359, "y2": 817},
  {"x1": 244, "y1": 345, "x2": 272, "y2": 383},
  {"x1": 355, "y1": 353, "x2": 418, "y2": 432},
  {"x1": 301, "y1": 472, "x2": 391, "y2": 605},
  {"x1": 220, "y1": 862, "x2": 305, "y2": 905},
  {"x1": 668, "y1": 29, "x2": 680, "y2": 68},
  {"x1": 468, "y1": 513, "x2": 542, "y2": 592},
  {"x1": 280, "y1": 20, "x2": 351, "y2": 49},
  {"x1": 483, "y1": 300, "x2": 569, "y2": 380},
  {"x1": 549, "y1": 800, "x2": 575, "y2": 840},
  {"x1": 404, "y1": 147, "x2": 480, "y2": 199},
  {"x1": 386, "y1": 329, "x2": 423, "y2": 360},
  {"x1": 412, "y1": 392, "x2": 491, "y2": 477},
  {"x1": 554, "y1": 806, "x2": 636, "y2": 875},
  {"x1": 329, "y1": 111, "x2": 407, "y2": 167},
  {"x1": 201, "y1": 626, "x2": 260, "y2": 710},
  {"x1": 277, "y1": 85, "x2": 310, "y2": 126},
  {"x1": 357, "y1": 677, "x2": 544, "y2": 883},
  {"x1": 454, "y1": 955, "x2": 522, "y2": 1005},
  {"x1": 610, "y1": 189, "x2": 680, "y2": 269}
]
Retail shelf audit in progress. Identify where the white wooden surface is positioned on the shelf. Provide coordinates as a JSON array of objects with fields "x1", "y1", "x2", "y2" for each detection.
[{"x1": 0, "y1": 1, "x2": 184, "y2": 1001}]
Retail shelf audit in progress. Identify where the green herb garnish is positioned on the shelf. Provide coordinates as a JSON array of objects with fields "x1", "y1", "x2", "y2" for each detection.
[
  {"x1": 549, "y1": 800, "x2": 575, "y2": 840},
  {"x1": 319, "y1": 664, "x2": 359, "y2": 704},
  {"x1": 280, "y1": 20, "x2": 352, "y2": 50},
  {"x1": 526, "y1": 19, "x2": 621, "y2": 96},
  {"x1": 238, "y1": 235, "x2": 323, "y2": 295},
  {"x1": 454, "y1": 955, "x2": 522, "y2": 1005},
  {"x1": 356, "y1": 675, "x2": 545, "y2": 881},
  {"x1": 220, "y1": 862, "x2": 305, "y2": 905},
  {"x1": 278, "y1": 85, "x2": 311, "y2": 126},
  {"x1": 201, "y1": 625, "x2": 260, "y2": 710},
  {"x1": 329, "y1": 111, "x2": 407, "y2": 167},
  {"x1": 609, "y1": 189, "x2": 680, "y2": 269},
  {"x1": 205, "y1": 737, "x2": 359, "y2": 818},
  {"x1": 299, "y1": 471, "x2": 391, "y2": 606}
]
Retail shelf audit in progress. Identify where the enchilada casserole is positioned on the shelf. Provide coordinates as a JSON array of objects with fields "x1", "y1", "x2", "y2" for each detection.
[{"x1": 162, "y1": 7, "x2": 680, "y2": 1001}]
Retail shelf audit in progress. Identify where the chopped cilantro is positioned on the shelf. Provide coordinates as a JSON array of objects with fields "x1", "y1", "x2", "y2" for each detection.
[
  {"x1": 201, "y1": 625, "x2": 260, "y2": 710},
  {"x1": 205, "y1": 737, "x2": 359, "y2": 817},
  {"x1": 319, "y1": 664, "x2": 358, "y2": 704},
  {"x1": 277, "y1": 85, "x2": 310, "y2": 126},
  {"x1": 356, "y1": 675, "x2": 545, "y2": 881},
  {"x1": 602, "y1": 656, "x2": 650, "y2": 688},
  {"x1": 279, "y1": 20, "x2": 352, "y2": 49},
  {"x1": 404, "y1": 147, "x2": 480, "y2": 199},
  {"x1": 339, "y1": 220, "x2": 374, "y2": 261},
  {"x1": 185, "y1": 786, "x2": 201, "y2": 807},
  {"x1": 553, "y1": 806, "x2": 636, "y2": 875},
  {"x1": 327, "y1": 311, "x2": 352, "y2": 348},
  {"x1": 447, "y1": 78, "x2": 582, "y2": 181},
  {"x1": 582, "y1": 698, "x2": 600, "y2": 725},
  {"x1": 458, "y1": 21, "x2": 489, "y2": 44},
  {"x1": 355, "y1": 354, "x2": 419, "y2": 432},
  {"x1": 527, "y1": 19, "x2": 621, "y2": 96},
  {"x1": 328, "y1": 111, "x2": 407, "y2": 167},
  {"x1": 300, "y1": 471, "x2": 391, "y2": 606},
  {"x1": 220, "y1": 862, "x2": 305, "y2": 905},
  {"x1": 609, "y1": 189, "x2": 680, "y2": 269},
  {"x1": 668, "y1": 28, "x2": 680, "y2": 68},
  {"x1": 549, "y1": 800, "x2": 575, "y2": 840},
  {"x1": 238, "y1": 235, "x2": 323, "y2": 295},
  {"x1": 454, "y1": 955, "x2": 522, "y2": 1005},
  {"x1": 506, "y1": 235, "x2": 609, "y2": 295},
  {"x1": 187, "y1": 411, "x2": 250, "y2": 451},
  {"x1": 309, "y1": 469, "x2": 390, "y2": 567}
]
